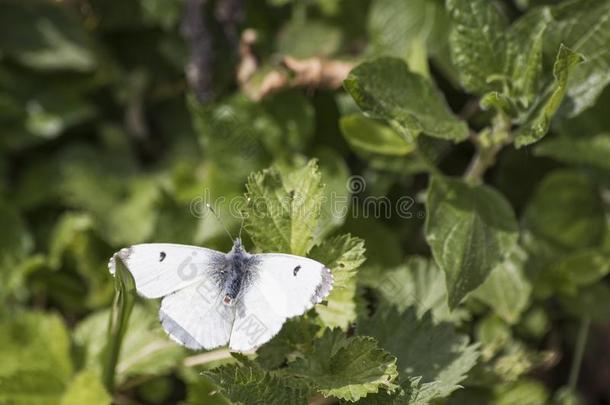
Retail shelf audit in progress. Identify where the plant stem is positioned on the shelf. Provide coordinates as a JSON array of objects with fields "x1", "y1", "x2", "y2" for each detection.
[
  {"x1": 103, "y1": 255, "x2": 137, "y2": 393},
  {"x1": 568, "y1": 316, "x2": 591, "y2": 391}
]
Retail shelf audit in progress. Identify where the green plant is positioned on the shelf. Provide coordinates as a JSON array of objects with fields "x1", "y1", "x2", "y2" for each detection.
[{"x1": 1, "y1": 0, "x2": 610, "y2": 403}]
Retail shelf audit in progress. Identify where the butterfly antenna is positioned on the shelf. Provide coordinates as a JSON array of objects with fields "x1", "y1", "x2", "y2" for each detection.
[
  {"x1": 238, "y1": 197, "x2": 250, "y2": 240},
  {"x1": 206, "y1": 203, "x2": 234, "y2": 241}
]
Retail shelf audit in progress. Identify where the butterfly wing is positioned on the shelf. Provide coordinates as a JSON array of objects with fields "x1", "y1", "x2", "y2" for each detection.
[
  {"x1": 160, "y1": 278, "x2": 235, "y2": 350},
  {"x1": 229, "y1": 254, "x2": 333, "y2": 351},
  {"x1": 108, "y1": 243, "x2": 225, "y2": 298}
]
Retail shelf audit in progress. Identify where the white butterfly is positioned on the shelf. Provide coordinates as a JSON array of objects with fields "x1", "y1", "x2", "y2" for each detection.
[{"x1": 108, "y1": 238, "x2": 333, "y2": 352}]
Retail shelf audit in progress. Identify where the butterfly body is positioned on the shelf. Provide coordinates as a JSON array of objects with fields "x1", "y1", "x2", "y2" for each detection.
[{"x1": 108, "y1": 238, "x2": 333, "y2": 352}]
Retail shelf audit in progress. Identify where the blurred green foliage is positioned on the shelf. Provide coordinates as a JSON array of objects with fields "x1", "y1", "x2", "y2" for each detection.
[{"x1": 1, "y1": 0, "x2": 610, "y2": 403}]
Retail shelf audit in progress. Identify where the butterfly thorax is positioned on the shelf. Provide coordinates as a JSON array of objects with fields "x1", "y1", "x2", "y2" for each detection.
[{"x1": 221, "y1": 239, "x2": 258, "y2": 305}]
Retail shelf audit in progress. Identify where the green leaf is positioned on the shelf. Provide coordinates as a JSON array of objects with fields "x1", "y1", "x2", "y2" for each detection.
[
  {"x1": 368, "y1": 257, "x2": 456, "y2": 323},
  {"x1": 287, "y1": 329, "x2": 398, "y2": 401},
  {"x1": 367, "y1": 0, "x2": 449, "y2": 75},
  {"x1": 340, "y1": 114, "x2": 415, "y2": 156},
  {"x1": 310, "y1": 234, "x2": 366, "y2": 329},
  {"x1": 546, "y1": 0, "x2": 610, "y2": 116},
  {"x1": 560, "y1": 283, "x2": 610, "y2": 322},
  {"x1": 494, "y1": 380, "x2": 549, "y2": 405},
  {"x1": 447, "y1": 0, "x2": 508, "y2": 94},
  {"x1": 344, "y1": 57, "x2": 468, "y2": 142},
  {"x1": 0, "y1": 1, "x2": 95, "y2": 71},
  {"x1": 60, "y1": 369, "x2": 111, "y2": 405},
  {"x1": 506, "y1": 8, "x2": 552, "y2": 107},
  {"x1": 523, "y1": 170, "x2": 605, "y2": 250},
  {"x1": 313, "y1": 149, "x2": 350, "y2": 243},
  {"x1": 543, "y1": 249, "x2": 610, "y2": 296},
  {"x1": 358, "y1": 306, "x2": 479, "y2": 401},
  {"x1": 425, "y1": 176, "x2": 519, "y2": 308},
  {"x1": 0, "y1": 199, "x2": 32, "y2": 303},
  {"x1": 75, "y1": 304, "x2": 184, "y2": 388},
  {"x1": 472, "y1": 245, "x2": 532, "y2": 324},
  {"x1": 204, "y1": 363, "x2": 312, "y2": 405},
  {"x1": 245, "y1": 159, "x2": 324, "y2": 256},
  {"x1": 0, "y1": 312, "x2": 73, "y2": 403},
  {"x1": 534, "y1": 133, "x2": 610, "y2": 171},
  {"x1": 515, "y1": 45, "x2": 584, "y2": 148},
  {"x1": 278, "y1": 21, "x2": 342, "y2": 58}
]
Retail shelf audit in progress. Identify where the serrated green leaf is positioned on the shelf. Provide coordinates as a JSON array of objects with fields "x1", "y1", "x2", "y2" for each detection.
[
  {"x1": 358, "y1": 306, "x2": 479, "y2": 401},
  {"x1": 245, "y1": 159, "x2": 323, "y2": 256},
  {"x1": 523, "y1": 170, "x2": 605, "y2": 250},
  {"x1": 288, "y1": 329, "x2": 398, "y2": 401},
  {"x1": 447, "y1": 0, "x2": 508, "y2": 94},
  {"x1": 515, "y1": 45, "x2": 584, "y2": 147},
  {"x1": 472, "y1": 245, "x2": 532, "y2": 324},
  {"x1": 534, "y1": 133, "x2": 610, "y2": 171},
  {"x1": 204, "y1": 363, "x2": 311, "y2": 405},
  {"x1": 310, "y1": 234, "x2": 366, "y2": 329},
  {"x1": 546, "y1": 0, "x2": 610, "y2": 116},
  {"x1": 340, "y1": 114, "x2": 415, "y2": 156},
  {"x1": 425, "y1": 176, "x2": 519, "y2": 308},
  {"x1": 60, "y1": 369, "x2": 111, "y2": 405},
  {"x1": 344, "y1": 57, "x2": 468, "y2": 142}
]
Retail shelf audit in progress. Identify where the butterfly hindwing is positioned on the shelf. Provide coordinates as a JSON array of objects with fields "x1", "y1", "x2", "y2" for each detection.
[{"x1": 160, "y1": 278, "x2": 235, "y2": 350}]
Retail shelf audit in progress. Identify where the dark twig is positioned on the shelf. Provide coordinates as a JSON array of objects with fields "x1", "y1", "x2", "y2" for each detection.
[{"x1": 181, "y1": 0, "x2": 214, "y2": 103}]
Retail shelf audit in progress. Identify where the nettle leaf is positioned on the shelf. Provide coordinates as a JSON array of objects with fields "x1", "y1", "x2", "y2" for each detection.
[
  {"x1": 204, "y1": 363, "x2": 311, "y2": 405},
  {"x1": 515, "y1": 45, "x2": 584, "y2": 148},
  {"x1": 523, "y1": 170, "x2": 605, "y2": 250},
  {"x1": 287, "y1": 329, "x2": 399, "y2": 401},
  {"x1": 534, "y1": 133, "x2": 610, "y2": 171},
  {"x1": 447, "y1": 0, "x2": 508, "y2": 94},
  {"x1": 344, "y1": 57, "x2": 468, "y2": 142},
  {"x1": 310, "y1": 234, "x2": 366, "y2": 329},
  {"x1": 425, "y1": 176, "x2": 519, "y2": 309},
  {"x1": 546, "y1": 0, "x2": 610, "y2": 116},
  {"x1": 472, "y1": 245, "x2": 532, "y2": 324},
  {"x1": 255, "y1": 317, "x2": 321, "y2": 369},
  {"x1": 340, "y1": 115, "x2": 415, "y2": 156},
  {"x1": 358, "y1": 306, "x2": 479, "y2": 401},
  {"x1": 245, "y1": 159, "x2": 323, "y2": 256},
  {"x1": 505, "y1": 8, "x2": 552, "y2": 107}
]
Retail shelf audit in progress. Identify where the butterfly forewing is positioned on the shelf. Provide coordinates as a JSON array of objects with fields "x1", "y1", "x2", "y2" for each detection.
[
  {"x1": 109, "y1": 243, "x2": 224, "y2": 299},
  {"x1": 229, "y1": 254, "x2": 333, "y2": 351}
]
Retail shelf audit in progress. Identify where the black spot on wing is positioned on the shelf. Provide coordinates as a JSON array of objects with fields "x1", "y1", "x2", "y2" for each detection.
[
  {"x1": 293, "y1": 265, "x2": 301, "y2": 276},
  {"x1": 159, "y1": 251, "x2": 166, "y2": 262}
]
